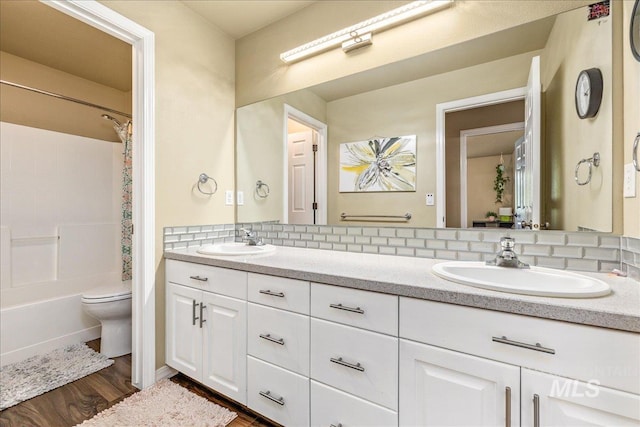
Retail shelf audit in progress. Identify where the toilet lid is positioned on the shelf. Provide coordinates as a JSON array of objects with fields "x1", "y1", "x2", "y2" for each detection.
[{"x1": 82, "y1": 280, "x2": 132, "y2": 301}]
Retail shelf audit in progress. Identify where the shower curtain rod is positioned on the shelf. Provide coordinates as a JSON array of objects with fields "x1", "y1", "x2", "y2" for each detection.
[{"x1": 0, "y1": 79, "x2": 132, "y2": 119}]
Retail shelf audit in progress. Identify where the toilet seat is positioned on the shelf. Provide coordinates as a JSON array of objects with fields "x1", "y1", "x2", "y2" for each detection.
[{"x1": 82, "y1": 281, "x2": 132, "y2": 304}]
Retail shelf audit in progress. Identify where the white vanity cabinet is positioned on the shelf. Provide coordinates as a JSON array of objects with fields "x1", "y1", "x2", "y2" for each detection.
[
  {"x1": 165, "y1": 260, "x2": 248, "y2": 404},
  {"x1": 400, "y1": 297, "x2": 640, "y2": 426}
]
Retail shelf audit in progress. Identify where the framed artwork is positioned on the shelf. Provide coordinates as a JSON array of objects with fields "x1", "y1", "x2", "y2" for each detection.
[{"x1": 339, "y1": 135, "x2": 416, "y2": 192}]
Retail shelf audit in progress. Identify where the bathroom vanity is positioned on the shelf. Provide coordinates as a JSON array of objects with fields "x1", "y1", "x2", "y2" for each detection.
[{"x1": 164, "y1": 246, "x2": 640, "y2": 426}]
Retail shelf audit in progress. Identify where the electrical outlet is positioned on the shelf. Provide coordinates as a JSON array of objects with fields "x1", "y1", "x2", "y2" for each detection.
[
  {"x1": 225, "y1": 190, "x2": 234, "y2": 205},
  {"x1": 237, "y1": 191, "x2": 244, "y2": 206},
  {"x1": 624, "y1": 163, "x2": 636, "y2": 198},
  {"x1": 426, "y1": 193, "x2": 435, "y2": 206}
]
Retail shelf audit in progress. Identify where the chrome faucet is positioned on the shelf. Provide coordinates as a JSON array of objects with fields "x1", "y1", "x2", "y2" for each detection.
[
  {"x1": 487, "y1": 237, "x2": 529, "y2": 269},
  {"x1": 240, "y1": 228, "x2": 264, "y2": 246}
]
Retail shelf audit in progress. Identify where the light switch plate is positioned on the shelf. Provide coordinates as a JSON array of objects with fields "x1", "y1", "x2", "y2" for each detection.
[
  {"x1": 624, "y1": 163, "x2": 636, "y2": 198},
  {"x1": 225, "y1": 190, "x2": 234, "y2": 205},
  {"x1": 426, "y1": 193, "x2": 435, "y2": 206},
  {"x1": 237, "y1": 191, "x2": 244, "y2": 205}
]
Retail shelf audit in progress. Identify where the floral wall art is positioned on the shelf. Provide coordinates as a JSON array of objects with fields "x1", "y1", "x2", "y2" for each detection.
[{"x1": 339, "y1": 135, "x2": 417, "y2": 192}]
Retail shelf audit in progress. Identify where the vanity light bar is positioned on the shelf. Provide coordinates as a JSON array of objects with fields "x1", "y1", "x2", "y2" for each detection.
[{"x1": 279, "y1": 0, "x2": 454, "y2": 64}]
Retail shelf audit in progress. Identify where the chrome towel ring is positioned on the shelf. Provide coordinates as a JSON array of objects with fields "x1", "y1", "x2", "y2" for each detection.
[
  {"x1": 197, "y1": 173, "x2": 218, "y2": 195},
  {"x1": 633, "y1": 132, "x2": 639, "y2": 172},
  {"x1": 256, "y1": 180, "x2": 270, "y2": 198},
  {"x1": 574, "y1": 152, "x2": 600, "y2": 186}
]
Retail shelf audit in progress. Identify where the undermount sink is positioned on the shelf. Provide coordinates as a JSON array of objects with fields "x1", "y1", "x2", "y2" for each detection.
[
  {"x1": 432, "y1": 261, "x2": 611, "y2": 298},
  {"x1": 197, "y1": 242, "x2": 276, "y2": 256}
]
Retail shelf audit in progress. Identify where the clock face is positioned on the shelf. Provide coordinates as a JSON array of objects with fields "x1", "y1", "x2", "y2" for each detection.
[
  {"x1": 576, "y1": 72, "x2": 591, "y2": 117},
  {"x1": 575, "y1": 68, "x2": 603, "y2": 119}
]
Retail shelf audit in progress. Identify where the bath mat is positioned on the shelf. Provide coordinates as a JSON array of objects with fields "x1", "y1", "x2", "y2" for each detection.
[
  {"x1": 76, "y1": 379, "x2": 237, "y2": 427},
  {"x1": 0, "y1": 343, "x2": 113, "y2": 410}
]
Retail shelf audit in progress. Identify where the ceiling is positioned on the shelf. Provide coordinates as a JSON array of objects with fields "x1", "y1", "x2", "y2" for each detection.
[
  {"x1": 181, "y1": 1, "x2": 315, "y2": 39},
  {"x1": 467, "y1": 130, "x2": 524, "y2": 159}
]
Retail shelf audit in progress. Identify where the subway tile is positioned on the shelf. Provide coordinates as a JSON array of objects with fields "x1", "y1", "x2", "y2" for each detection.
[
  {"x1": 435, "y1": 229, "x2": 457, "y2": 240},
  {"x1": 371, "y1": 237, "x2": 388, "y2": 245},
  {"x1": 388, "y1": 237, "x2": 406, "y2": 246},
  {"x1": 164, "y1": 243, "x2": 173, "y2": 250},
  {"x1": 213, "y1": 224, "x2": 225, "y2": 231},
  {"x1": 267, "y1": 232, "x2": 278, "y2": 238},
  {"x1": 307, "y1": 241, "x2": 320, "y2": 249},
  {"x1": 552, "y1": 246, "x2": 583, "y2": 258},
  {"x1": 282, "y1": 240, "x2": 295, "y2": 247},
  {"x1": 406, "y1": 238, "x2": 425, "y2": 248},
  {"x1": 347, "y1": 227, "x2": 363, "y2": 235},
  {"x1": 379, "y1": 228, "x2": 397, "y2": 237},
  {"x1": 535, "y1": 256, "x2": 566, "y2": 269},
  {"x1": 379, "y1": 246, "x2": 396, "y2": 255},
  {"x1": 518, "y1": 255, "x2": 535, "y2": 266},
  {"x1": 397, "y1": 247, "x2": 415, "y2": 257},
  {"x1": 224, "y1": 224, "x2": 235, "y2": 231},
  {"x1": 416, "y1": 229, "x2": 436, "y2": 239},
  {"x1": 187, "y1": 226, "x2": 201, "y2": 233},
  {"x1": 278, "y1": 232, "x2": 289, "y2": 239},
  {"x1": 627, "y1": 237, "x2": 640, "y2": 253},
  {"x1": 457, "y1": 252, "x2": 482, "y2": 261},
  {"x1": 289, "y1": 233, "x2": 301, "y2": 240},
  {"x1": 363, "y1": 245, "x2": 379, "y2": 254},
  {"x1": 201, "y1": 225, "x2": 214, "y2": 233},
  {"x1": 535, "y1": 233, "x2": 566, "y2": 245},
  {"x1": 165, "y1": 235, "x2": 179, "y2": 243},
  {"x1": 172, "y1": 226, "x2": 187, "y2": 234},
  {"x1": 179, "y1": 234, "x2": 194, "y2": 242},
  {"x1": 521, "y1": 244, "x2": 551, "y2": 256},
  {"x1": 457, "y1": 230, "x2": 483, "y2": 242},
  {"x1": 362, "y1": 227, "x2": 379, "y2": 237},
  {"x1": 416, "y1": 249, "x2": 436, "y2": 258},
  {"x1": 294, "y1": 241, "x2": 307, "y2": 248},
  {"x1": 313, "y1": 234, "x2": 326, "y2": 241},
  {"x1": 599, "y1": 261, "x2": 621, "y2": 273},
  {"x1": 163, "y1": 227, "x2": 173, "y2": 235},
  {"x1": 300, "y1": 233, "x2": 313, "y2": 240},
  {"x1": 318, "y1": 226, "x2": 333, "y2": 234},
  {"x1": 566, "y1": 233, "x2": 599, "y2": 247},
  {"x1": 625, "y1": 265, "x2": 640, "y2": 280},
  {"x1": 469, "y1": 242, "x2": 496, "y2": 253},
  {"x1": 435, "y1": 250, "x2": 457, "y2": 260},
  {"x1": 194, "y1": 233, "x2": 207, "y2": 240},
  {"x1": 507, "y1": 231, "x2": 536, "y2": 244},
  {"x1": 306, "y1": 226, "x2": 320, "y2": 233},
  {"x1": 327, "y1": 235, "x2": 341, "y2": 243},
  {"x1": 332, "y1": 244, "x2": 347, "y2": 251},
  {"x1": 426, "y1": 240, "x2": 447, "y2": 250},
  {"x1": 355, "y1": 236, "x2": 371, "y2": 245},
  {"x1": 447, "y1": 241, "x2": 469, "y2": 251},
  {"x1": 566, "y1": 258, "x2": 599, "y2": 272},
  {"x1": 332, "y1": 227, "x2": 347, "y2": 235},
  {"x1": 598, "y1": 235, "x2": 620, "y2": 249},
  {"x1": 282, "y1": 225, "x2": 295, "y2": 232},
  {"x1": 583, "y1": 247, "x2": 619, "y2": 261},
  {"x1": 319, "y1": 242, "x2": 334, "y2": 250},
  {"x1": 294, "y1": 225, "x2": 307, "y2": 233},
  {"x1": 340, "y1": 235, "x2": 355, "y2": 244},
  {"x1": 173, "y1": 242, "x2": 187, "y2": 249},
  {"x1": 396, "y1": 228, "x2": 415, "y2": 238},
  {"x1": 481, "y1": 231, "x2": 504, "y2": 243},
  {"x1": 347, "y1": 244, "x2": 363, "y2": 252}
]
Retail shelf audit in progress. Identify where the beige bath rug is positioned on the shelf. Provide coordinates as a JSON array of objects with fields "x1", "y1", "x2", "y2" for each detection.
[{"x1": 76, "y1": 378, "x2": 237, "y2": 427}]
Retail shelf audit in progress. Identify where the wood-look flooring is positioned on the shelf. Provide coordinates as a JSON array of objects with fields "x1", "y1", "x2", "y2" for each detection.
[{"x1": 0, "y1": 340, "x2": 277, "y2": 427}]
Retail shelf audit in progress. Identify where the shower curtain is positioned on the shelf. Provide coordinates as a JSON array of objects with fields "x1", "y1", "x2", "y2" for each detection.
[{"x1": 121, "y1": 126, "x2": 132, "y2": 281}]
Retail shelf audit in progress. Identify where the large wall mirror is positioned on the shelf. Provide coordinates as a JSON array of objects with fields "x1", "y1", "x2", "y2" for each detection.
[{"x1": 236, "y1": 3, "x2": 616, "y2": 233}]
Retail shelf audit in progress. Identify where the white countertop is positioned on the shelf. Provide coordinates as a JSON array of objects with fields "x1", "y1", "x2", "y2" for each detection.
[{"x1": 165, "y1": 246, "x2": 640, "y2": 333}]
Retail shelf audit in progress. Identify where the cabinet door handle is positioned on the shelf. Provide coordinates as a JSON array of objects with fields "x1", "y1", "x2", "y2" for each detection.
[
  {"x1": 492, "y1": 336, "x2": 555, "y2": 354},
  {"x1": 189, "y1": 275, "x2": 208, "y2": 282},
  {"x1": 259, "y1": 390, "x2": 285, "y2": 406},
  {"x1": 633, "y1": 132, "x2": 639, "y2": 172},
  {"x1": 259, "y1": 289, "x2": 285, "y2": 298},
  {"x1": 505, "y1": 386, "x2": 511, "y2": 427},
  {"x1": 329, "y1": 303, "x2": 364, "y2": 314},
  {"x1": 533, "y1": 394, "x2": 540, "y2": 427},
  {"x1": 199, "y1": 302, "x2": 206, "y2": 328},
  {"x1": 259, "y1": 333, "x2": 285, "y2": 345},
  {"x1": 330, "y1": 356, "x2": 365, "y2": 372},
  {"x1": 192, "y1": 299, "x2": 199, "y2": 326}
]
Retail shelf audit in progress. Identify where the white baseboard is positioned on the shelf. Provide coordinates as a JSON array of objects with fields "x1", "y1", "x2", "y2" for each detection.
[{"x1": 155, "y1": 364, "x2": 178, "y2": 382}]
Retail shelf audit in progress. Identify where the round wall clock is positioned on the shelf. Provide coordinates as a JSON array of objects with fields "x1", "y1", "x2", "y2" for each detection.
[
  {"x1": 575, "y1": 68, "x2": 603, "y2": 119},
  {"x1": 632, "y1": 0, "x2": 640, "y2": 61}
]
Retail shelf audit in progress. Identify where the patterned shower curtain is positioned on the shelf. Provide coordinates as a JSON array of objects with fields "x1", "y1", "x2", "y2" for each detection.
[{"x1": 121, "y1": 122, "x2": 133, "y2": 281}]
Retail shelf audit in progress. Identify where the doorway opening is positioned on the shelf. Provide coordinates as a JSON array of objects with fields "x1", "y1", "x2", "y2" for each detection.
[{"x1": 284, "y1": 105, "x2": 327, "y2": 225}]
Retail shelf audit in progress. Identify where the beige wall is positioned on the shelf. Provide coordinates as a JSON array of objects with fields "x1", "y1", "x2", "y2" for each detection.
[
  {"x1": 623, "y1": 0, "x2": 640, "y2": 238},
  {"x1": 325, "y1": 52, "x2": 536, "y2": 227},
  {"x1": 100, "y1": 1, "x2": 236, "y2": 369},
  {"x1": 541, "y1": 5, "x2": 615, "y2": 232},
  {"x1": 236, "y1": 1, "x2": 592, "y2": 106},
  {"x1": 467, "y1": 154, "x2": 513, "y2": 225},
  {"x1": 236, "y1": 89, "x2": 326, "y2": 223},
  {"x1": 0, "y1": 51, "x2": 131, "y2": 142}
]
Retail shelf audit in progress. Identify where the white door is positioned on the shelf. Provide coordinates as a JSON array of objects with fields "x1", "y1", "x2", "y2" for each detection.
[
  {"x1": 519, "y1": 55, "x2": 541, "y2": 229},
  {"x1": 165, "y1": 283, "x2": 202, "y2": 380},
  {"x1": 288, "y1": 130, "x2": 315, "y2": 224},
  {"x1": 201, "y1": 292, "x2": 247, "y2": 405},
  {"x1": 399, "y1": 339, "x2": 520, "y2": 426},
  {"x1": 522, "y1": 369, "x2": 640, "y2": 426}
]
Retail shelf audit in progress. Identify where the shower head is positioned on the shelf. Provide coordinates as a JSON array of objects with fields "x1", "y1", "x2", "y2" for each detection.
[{"x1": 102, "y1": 114, "x2": 123, "y2": 128}]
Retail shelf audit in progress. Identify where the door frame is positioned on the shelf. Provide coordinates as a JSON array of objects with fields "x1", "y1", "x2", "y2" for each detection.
[
  {"x1": 435, "y1": 87, "x2": 526, "y2": 228},
  {"x1": 283, "y1": 104, "x2": 328, "y2": 225},
  {"x1": 459, "y1": 122, "x2": 524, "y2": 228},
  {"x1": 44, "y1": 0, "x2": 156, "y2": 389}
]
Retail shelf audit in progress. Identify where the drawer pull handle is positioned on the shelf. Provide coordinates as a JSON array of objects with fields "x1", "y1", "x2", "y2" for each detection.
[
  {"x1": 192, "y1": 299, "x2": 199, "y2": 326},
  {"x1": 199, "y1": 302, "x2": 206, "y2": 328},
  {"x1": 259, "y1": 333, "x2": 285, "y2": 345},
  {"x1": 189, "y1": 275, "x2": 208, "y2": 282},
  {"x1": 329, "y1": 303, "x2": 364, "y2": 314},
  {"x1": 259, "y1": 390, "x2": 285, "y2": 406},
  {"x1": 533, "y1": 394, "x2": 540, "y2": 427},
  {"x1": 505, "y1": 386, "x2": 511, "y2": 427},
  {"x1": 259, "y1": 289, "x2": 285, "y2": 298},
  {"x1": 492, "y1": 336, "x2": 555, "y2": 354},
  {"x1": 330, "y1": 356, "x2": 365, "y2": 372}
]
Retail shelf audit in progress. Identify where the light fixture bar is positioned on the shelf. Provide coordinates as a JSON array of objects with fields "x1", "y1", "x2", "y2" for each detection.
[{"x1": 280, "y1": 0, "x2": 453, "y2": 63}]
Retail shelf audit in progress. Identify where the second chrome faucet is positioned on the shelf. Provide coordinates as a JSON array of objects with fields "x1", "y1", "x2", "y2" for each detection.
[{"x1": 487, "y1": 237, "x2": 530, "y2": 269}]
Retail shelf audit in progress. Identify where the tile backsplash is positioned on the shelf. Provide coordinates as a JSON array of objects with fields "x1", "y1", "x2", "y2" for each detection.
[{"x1": 163, "y1": 222, "x2": 640, "y2": 279}]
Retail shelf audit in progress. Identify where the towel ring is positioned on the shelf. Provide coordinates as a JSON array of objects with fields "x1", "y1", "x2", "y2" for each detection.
[
  {"x1": 633, "y1": 132, "x2": 639, "y2": 172},
  {"x1": 197, "y1": 173, "x2": 217, "y2": 195},
  {"x1": 574, "y1": 152, "x2": 600, "y2": 186},
  {"x1": 256, "y1": 180, "x2": 270, "y2": 198}
]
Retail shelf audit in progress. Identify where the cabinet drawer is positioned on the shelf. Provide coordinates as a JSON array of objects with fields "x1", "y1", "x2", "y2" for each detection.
[
  {"x1": 310, "y1": 318, "x2": 398, "y2": 410},
  {"x1": 311, "y1": 381, "x2": 397, "y2": 427},
  {"x1": 248, "y1": 303, "x2": 310, "y2": 376},
  {"x1": 400, "y1": 297, "x2": 640, "y2": 394},
  {"x1": 311, "y1": 283, "x2": 398, "y2": 335},
  {"x1": 248, "y1": 273, "x2": 309, "y2": 314},
  {"x1": 166, "y1": 260, "x2": 247, "y2": 299},
  {"x1": 247, "y1": 356, "x2": 310, "y2": 427}
]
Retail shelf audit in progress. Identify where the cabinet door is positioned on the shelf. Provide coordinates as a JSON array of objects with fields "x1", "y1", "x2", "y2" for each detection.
[
  {"x1": 399, "y1": 339, "x2": 520, "y2": 427},
  {"x1": 522, "y1": 369, "x2": 640, "y2": 426},
  {"x1": 166, "y1": 282, "x2": 202, "y2": 380},
  {"x1": 201, "y1": 292, "x2": 247, "y2": 405}
]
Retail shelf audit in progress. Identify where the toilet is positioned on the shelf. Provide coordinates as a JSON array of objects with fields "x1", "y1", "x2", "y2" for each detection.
[{"x1": 81, "y1": 280, "x2": 132, "y2": 358}]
